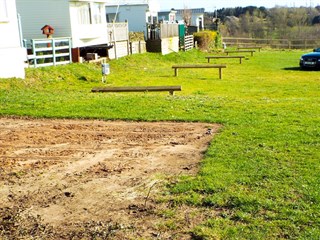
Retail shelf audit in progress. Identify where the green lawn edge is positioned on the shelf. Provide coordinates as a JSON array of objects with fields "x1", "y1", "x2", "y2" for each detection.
[{"x1": 1, "y1": 49, "x2": 319, "y2": 239}]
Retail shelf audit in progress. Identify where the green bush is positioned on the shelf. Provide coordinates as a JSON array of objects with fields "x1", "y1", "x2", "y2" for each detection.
[
  {"x1": 129, "y1": 32, "x2": 145, "y2": 42},
  {"x1": 194, "y1": 30, "x2": 220, "y2": 51},
  {"x1": 215, "y1": 32, "x2": 223, "y2": 49}
]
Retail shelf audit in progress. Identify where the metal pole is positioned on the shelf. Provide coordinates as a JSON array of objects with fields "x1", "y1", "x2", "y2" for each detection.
[{"x1": 112, "y1": 3, "x2": 120, "y2": 59}]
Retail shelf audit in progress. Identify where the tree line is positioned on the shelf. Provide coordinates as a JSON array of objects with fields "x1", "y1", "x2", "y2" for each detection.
[{"x1": 204, "y1": 6, "x2": 320, "y2": 39}]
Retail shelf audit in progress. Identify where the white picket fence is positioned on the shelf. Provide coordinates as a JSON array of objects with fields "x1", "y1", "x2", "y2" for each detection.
[{"x1": 26, "y1": 38, "x2": 72, "y2": 68}]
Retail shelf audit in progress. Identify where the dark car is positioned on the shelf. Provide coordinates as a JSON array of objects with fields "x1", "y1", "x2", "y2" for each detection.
[{"x1": 300, "y1": 48, "x2": 320, "y2": 69}]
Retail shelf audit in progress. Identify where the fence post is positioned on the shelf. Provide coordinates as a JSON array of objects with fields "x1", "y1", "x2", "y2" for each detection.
[
  {"x1": 304, "y1": 39, "x2": 306, "y2": 49},
  {"x1": 32, "y1": 39, "x2": 37, "y2": 68},
  {"x1": 68, "y1": 38, "x2": 72, "y2": 64},
  {"x1": 129, "y1": 42, "x2": 132, "y2": 55},
  {"x1": 52, "y1": 38, "x2": 56, "y2": 66},
  {"x1": 127, "y1": 39, "x2": 130, "y2": 56}
]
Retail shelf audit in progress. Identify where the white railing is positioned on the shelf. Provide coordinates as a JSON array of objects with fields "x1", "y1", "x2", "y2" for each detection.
[
  {"x1": 107, "y1": 22, "x2": 129, "y2": 42},
  {"x1": 26, "y1": 38, "x2": 72, "y2": 68}
]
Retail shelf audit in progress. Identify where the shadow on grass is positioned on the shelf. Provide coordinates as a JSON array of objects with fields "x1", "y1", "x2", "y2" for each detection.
[
  {"x1": 283, "y1": 67, "x2": 320, "y2": 71},
  {"x1": 282, "y1": 67, "x2": 302, "y2": 71}
]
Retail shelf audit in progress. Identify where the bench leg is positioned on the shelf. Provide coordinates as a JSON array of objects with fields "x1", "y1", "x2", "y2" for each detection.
[
  {"x1": 174, "y1": 68, "x2": 178, "y2": 76},
  {"x1": 208, "y1": 58, "x2": 210, "y2": 63},
  {"x1": 240, "y1": 58, "x2": 242, "y2": 64},
  {"x1": 219, "y1": 68, "x2": 222, "y2": 79},
  {"x1": 169, "y1": 90, "x2": 174, "y2": 95}
]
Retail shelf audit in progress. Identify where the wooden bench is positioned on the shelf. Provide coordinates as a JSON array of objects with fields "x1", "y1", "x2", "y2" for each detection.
[
  {"x1": 205, "y1": 55, "x2": 245, "y2": 64},
  {"x1": 237, "y1": 46, "x2": 262, "y2": 52},
  {"x1": 225, "y1": 50, "x2": 256, "y2": 57},
  {"x1": 91, "y1": 85, "x2": 181, "y2": 95},
  {"x1": 172, "y1": 64, "x2": 226, "y2": 79}
]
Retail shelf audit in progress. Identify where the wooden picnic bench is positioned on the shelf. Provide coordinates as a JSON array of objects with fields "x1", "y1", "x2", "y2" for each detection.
[
  {"x1": 225, "y1": 50, "x2": 256, "y2": 57},
  {"x1": 237, "y1": 46, "x2": 262, "y2": 52},
  {"x1": 172, "y1": 64, "x2": 226, "y2": 79},
  {"x1": 205, "y1": 55, "x2": 245, "y2": 64},
  {"x1": 91, "y1": 85, "x2": 181, "y2": 95}
]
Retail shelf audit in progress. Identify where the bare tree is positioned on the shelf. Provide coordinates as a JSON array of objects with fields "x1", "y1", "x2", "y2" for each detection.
[
  {"x1": 218, "y1": 6, "x2": 320, "y2": 39},
  {"x1": 181, "y1": 5, "x2": 192, "y2": 26}
]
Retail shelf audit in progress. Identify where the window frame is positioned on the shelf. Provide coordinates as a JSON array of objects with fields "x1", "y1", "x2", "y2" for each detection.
[
  {"x1": 77, "y1": 2, "x2": 103, "y2": 25},
  {"x1": 0, "y1": 0, "x2": 9, "y2": 22},
  {"x1": 91, "y1": 3, "x2": 102, "y2": 24}
]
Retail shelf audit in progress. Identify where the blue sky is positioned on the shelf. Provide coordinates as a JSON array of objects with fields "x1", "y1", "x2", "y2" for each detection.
[{"x1": 159, "y1": 0, "x2": 320, "y2": 11}]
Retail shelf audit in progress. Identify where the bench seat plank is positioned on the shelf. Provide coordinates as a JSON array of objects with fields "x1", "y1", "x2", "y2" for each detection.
[
  {"x1": 91, "y1": 85, "x2": 181, "y2": 95},
  {"x1": 237, "y1": 46, "x2": 262, "y2": 52},
  {"x1": 205, "y1": 56, "x2": 245, "y2": 64},
  {"x1": 225, "y1": 50, "x2": 256, "y2": 56},
  {"x1": 172, "y1": 64, "x2": 226, "y2": 68},
  {"x1": 172, "y1": 64, "x2": 226, "y2": 79}
]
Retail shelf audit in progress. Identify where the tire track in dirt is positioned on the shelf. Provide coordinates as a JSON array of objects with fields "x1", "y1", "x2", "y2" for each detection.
[{"x1": 0, "y1": 117, "x2": 221, "y2": 238}]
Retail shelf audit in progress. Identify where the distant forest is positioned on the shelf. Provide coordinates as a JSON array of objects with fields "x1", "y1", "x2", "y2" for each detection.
[{"x1": 204, "y1": 6, "x2": 320, "y2": 39}]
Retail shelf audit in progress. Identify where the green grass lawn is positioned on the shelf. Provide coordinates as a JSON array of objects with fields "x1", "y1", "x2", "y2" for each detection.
[{"x1": 1, "y1": 49, "x2": 319, "y2": 239}]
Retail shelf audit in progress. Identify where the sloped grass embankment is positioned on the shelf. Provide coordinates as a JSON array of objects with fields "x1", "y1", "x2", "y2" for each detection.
[{"x1": 0, "y1": 49, "x2": 319, "y2": 239}]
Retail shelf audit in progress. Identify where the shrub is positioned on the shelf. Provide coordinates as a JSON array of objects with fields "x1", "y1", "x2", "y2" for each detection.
[
  {"x1": 194, "y1": 31, "x2": 221, "y2": 51},
  {"x1": 129, "y1": 32, "x2": 145, "y2": 42}
]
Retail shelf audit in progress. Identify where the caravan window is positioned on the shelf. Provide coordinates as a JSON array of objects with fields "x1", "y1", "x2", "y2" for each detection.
[
  {"x1": 106, "y1": 13, "x2": 118, "y2": 23},
  {"x1": 91, "y1": 3, "x2": 102, "y2": 24},
  {"x1": 77, "y1": 3, "x2": 91, "y2": 24},
  {"x1": 0, "y1": 0, "x2": 9, "y2": 22},
  {"x1": 77, "y1": 3, "x2": 103, "y2": 25}
]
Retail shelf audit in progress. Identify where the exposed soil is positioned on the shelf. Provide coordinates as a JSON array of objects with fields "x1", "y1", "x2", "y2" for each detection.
[{"x1": 0, "y1": 117, "x2": 220, "y2": 239}]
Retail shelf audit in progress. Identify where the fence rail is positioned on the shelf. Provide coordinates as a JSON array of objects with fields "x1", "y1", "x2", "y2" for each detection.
[
  {"x1": 26, "y1": 38, "x2": 72, "y2": 68},
  {"x1": 222, "y1": 37, "x2": 320, "y2": 49},
  {"x1": 183, "y1": 35, "x2": 194, "y2": 51}
]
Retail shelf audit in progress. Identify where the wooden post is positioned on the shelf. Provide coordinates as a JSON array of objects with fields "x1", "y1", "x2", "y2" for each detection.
[
  {"x1": 127, "y1": 40, "x2": 130, "y2": 56},
  {"x1": 174, "y1": 68, "x2": 178, "y2": 76},
  {"x1": 72, "y1": 48, "x2": 80, "y2": 63},
  {"x1": 129, "y1": 42, "x2": 132, "y2": 55}
]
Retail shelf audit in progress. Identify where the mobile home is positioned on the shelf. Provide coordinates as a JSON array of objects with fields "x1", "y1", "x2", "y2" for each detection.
[
  {"x1": 0, "y1": 0, "x2": 27, "y2": 78},
  {"x1": 16, "y1": 0, "x2": 110, "y2": 62}
]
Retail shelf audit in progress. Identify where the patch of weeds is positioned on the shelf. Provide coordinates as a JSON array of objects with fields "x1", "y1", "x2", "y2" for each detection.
[{"x1": 56, "y1": 220, "x2": 134, "y2": 239}]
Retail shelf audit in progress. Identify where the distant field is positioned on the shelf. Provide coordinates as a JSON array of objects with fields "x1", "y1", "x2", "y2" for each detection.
[{"x1": 0, "y1": 49, "x2": 319, "y2": 239}]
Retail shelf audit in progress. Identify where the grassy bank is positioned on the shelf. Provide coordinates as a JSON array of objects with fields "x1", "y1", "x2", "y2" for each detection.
[{"x1": 1, "y1": 49, "x2": 319, "y2": 239}]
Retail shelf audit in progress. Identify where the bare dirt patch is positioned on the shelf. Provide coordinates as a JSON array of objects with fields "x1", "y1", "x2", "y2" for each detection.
[{"x1": 0, "y1": 117, "x2": 220, "y2": 239}]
